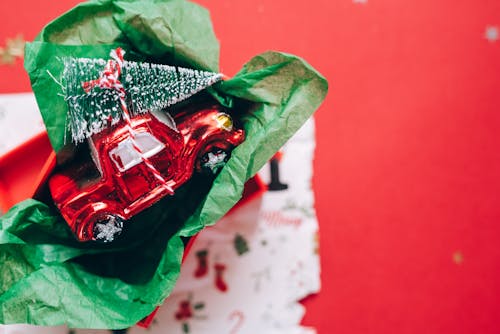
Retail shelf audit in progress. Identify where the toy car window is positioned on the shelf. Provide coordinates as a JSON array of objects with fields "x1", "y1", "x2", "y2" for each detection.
[
  {"x1": 109, "y1": 133, "x2": 165, "y2": 172},
  {"x1": 134, "y1": 132, "x2": 165, "y2": 158},
  {"x1": 109, "y1": 139, "x2": 142, "y2": 172},
  {"x1": 150, "y1": 109, "x2": 177, "y2": 131},
  {"x1": 88, "y1": 138, "x2": 103, "y2": 175}
]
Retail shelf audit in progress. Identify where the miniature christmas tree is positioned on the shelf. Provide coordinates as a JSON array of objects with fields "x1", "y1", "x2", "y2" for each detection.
[{"x1": 61, "y1": 49, "x2": 223, "y2": 143}]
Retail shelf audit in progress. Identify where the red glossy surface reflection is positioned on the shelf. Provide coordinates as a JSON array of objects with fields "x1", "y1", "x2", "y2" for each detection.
[{"x1": 48, "y1": 105, "x2": 244, "y2": 242}]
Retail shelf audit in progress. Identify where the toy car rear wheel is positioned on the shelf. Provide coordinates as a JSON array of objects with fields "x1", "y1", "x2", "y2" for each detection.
[{"x1": 92, "y1": 214, "x2": 124, "y2": 243}]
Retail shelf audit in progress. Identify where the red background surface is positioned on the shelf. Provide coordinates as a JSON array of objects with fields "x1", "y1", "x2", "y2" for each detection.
[{"x1": 1, "y1": 1, "x2": 500, "y2": 333}]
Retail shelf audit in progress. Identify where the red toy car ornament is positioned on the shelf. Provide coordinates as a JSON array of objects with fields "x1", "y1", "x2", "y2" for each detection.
[{"x1": 48, "y1": 106, "x2": 244, "y2": 242}]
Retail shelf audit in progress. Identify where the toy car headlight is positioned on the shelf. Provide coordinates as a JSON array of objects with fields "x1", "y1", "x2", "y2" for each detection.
[{"x1": 214, "y1": 113, "x2": 233, "y2": 131}]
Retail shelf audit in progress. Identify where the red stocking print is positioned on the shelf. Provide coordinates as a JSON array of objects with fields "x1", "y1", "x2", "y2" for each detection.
[
  {"x1": 194, "y1": 250, "x2": 209, "y2": 278},
  {"x1": 214, "y1": 263, "x2": 228, "y2": 292}
]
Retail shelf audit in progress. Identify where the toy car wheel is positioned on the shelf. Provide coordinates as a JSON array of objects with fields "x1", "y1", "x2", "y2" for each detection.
[
  {"x1": 92, "y1": 214, "x2": 124, "y2": 243},
  {"x1": 199, "y1": 147, "x2": 230, "y2": 174}
]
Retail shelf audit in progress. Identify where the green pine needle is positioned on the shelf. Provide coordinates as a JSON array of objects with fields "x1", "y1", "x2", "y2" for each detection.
[{"x1": 62, "y1": 57, "x2": 222, "y2": 143}]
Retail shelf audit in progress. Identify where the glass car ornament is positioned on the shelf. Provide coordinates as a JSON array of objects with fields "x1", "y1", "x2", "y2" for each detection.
[
  {"x1": 48, "y1": 48, "x2": 245, "y2": 242},
  {"x1": 49, "y1": 105, "x2": 244, "y2": 242}
]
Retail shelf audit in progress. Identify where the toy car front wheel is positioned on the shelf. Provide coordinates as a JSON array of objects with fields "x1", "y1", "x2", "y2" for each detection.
[
  {"x1": 199, "y1": 147, "x2": 231, "y2": 174},
  {"x1": 92, "y1": 214, "x2": 125, "y2": 243}
]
